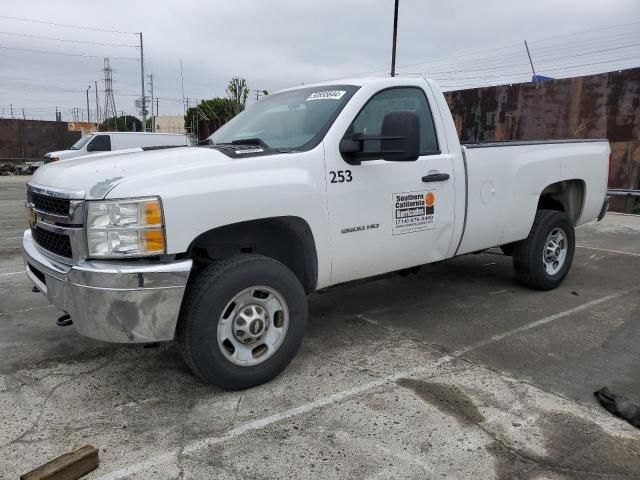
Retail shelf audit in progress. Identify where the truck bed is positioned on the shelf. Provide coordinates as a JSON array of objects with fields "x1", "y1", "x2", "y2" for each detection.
[{"x1": 455, "y1": 139, "x2": 610, "y2": 255}]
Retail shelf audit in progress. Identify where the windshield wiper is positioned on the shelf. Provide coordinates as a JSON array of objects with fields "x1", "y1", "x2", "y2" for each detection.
[
  {"x1": 209, "y1": 137, "x2": 295, "y2": 153},
  {"x1": 228, "y1": 138, "x2": 270, "y2": 148}
]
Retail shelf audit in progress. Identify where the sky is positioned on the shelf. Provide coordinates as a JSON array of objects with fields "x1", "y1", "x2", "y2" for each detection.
[{"x1": 0, "y1": 0, "x2": 638, "y2": 121}]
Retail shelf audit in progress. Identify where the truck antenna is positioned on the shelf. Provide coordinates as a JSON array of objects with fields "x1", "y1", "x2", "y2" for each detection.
[{"x1": 390, "y1": 0, "x2": 399, "y2": 77}]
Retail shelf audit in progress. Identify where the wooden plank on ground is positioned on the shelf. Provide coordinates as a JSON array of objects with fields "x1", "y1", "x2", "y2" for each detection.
[{"x1": 20, "y1": 445, "x2": 99, "y2": 480}]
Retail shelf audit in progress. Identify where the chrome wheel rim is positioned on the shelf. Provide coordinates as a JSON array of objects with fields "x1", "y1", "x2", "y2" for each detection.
[
  {"x1": 217, "y1": 286, "x2": 289, "y2": 367},
  {"x1": 543, "y1": 227, "x2": 568, "y2": 276}
]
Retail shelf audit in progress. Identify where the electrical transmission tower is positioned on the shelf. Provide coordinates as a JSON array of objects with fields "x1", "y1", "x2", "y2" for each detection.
[{"x1": 103, "y1": 58, "x2": 118, "y2": 130}]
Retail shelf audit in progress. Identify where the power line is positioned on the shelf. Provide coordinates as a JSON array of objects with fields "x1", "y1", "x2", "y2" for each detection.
[
  {"x1": 0, "y1": 44, "x2": 138, "y2": 60},
  {"x1": 409, "y1": 57, "x2": 639, "y2": 87},
  {"x1": 0, "y1": 30, "x2": 138, "y2": 47},
  {"x1": 532, "y1": 43, "x2": 640, "y2": 65},
  {"x1": 411, "y1": 42, "x2": 640, "y2": 77},
  {"x1": 529, "y1": 30, "x2": 639, "y2": 55},
  {"x1": 527, "y1": 20, "x2": 640, "y2": 44},
  {"x1": 0, "y1": 15, "x2": 137, "y2": 35},
  {"x1": 396, "y1": 34, "x2": 639, "y2": 75},
  {"x1": 334, "y1": 20, "x2": 640, "y2": 82},
  {"x1": 537, "y1": 55, "x2": 640, "y2": 74},
  {"x1": 389, "y1": 36, "x2": 639, "y2": 82}
]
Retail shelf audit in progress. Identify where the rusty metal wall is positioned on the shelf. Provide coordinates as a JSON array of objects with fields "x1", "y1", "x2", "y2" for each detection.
[
  {"x1": 444, "y1": 68, "x2": 640, "y2": 212},
  {"x1": 0, "y1": 119, "x2": 81, "y2": 162},
  {"x1": 197, "y1": 117, "x2": 224, "y2": 142}
]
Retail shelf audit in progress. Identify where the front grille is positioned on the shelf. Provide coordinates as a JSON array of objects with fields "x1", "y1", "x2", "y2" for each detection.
[
  {"x1": 32, "y1": 192, "x2": 70, "y2": 216},
  {"x1": 31, "y1": 227, "x2": 72, "y2": 258}
]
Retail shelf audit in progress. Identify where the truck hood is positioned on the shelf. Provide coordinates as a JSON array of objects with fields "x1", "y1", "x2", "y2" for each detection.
[
  {"x1": 45, "y1": 150, "x2": 78, "y2": 160},
  {"x1": 30, "y1": 147, "x2": 234, "y2": 199}
]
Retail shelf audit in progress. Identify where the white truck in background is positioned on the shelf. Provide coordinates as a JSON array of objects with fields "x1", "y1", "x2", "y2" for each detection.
[
  {"x1": 42, "y1": 131, "x2": 190, "y2": 163},
  {"x1": 23, "y1": 77, "x2": 609, "y2": 389}
]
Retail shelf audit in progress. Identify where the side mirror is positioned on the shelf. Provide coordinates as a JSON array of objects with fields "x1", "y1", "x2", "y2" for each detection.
[
  {"x1": 380, "y1": 111, "x2": 420, "y2": 162},
  {"x1": 339, "y1": 111, "x2": 420, "y2": 163}
]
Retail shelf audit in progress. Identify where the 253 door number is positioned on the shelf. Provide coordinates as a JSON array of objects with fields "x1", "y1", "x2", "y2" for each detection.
[{"x1": 329, "y1": 170, "x2": 353, "y2": 183}]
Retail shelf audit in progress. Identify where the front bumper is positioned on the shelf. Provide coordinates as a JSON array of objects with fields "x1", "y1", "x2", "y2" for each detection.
[{"x1": 22, "y1": 229, "x2": 192, "y2": 343}]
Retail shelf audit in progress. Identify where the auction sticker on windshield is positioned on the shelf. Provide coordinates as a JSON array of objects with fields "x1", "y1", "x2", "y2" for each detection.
[
  {"x1": 306, "y1": 90, "x2": 346, "y2": 101},
  {"x1": 392, "y1": 191, "x2": 436, "y2": 235}
]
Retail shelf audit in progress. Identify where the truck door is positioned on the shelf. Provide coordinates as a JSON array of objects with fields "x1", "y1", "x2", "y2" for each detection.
[{"x1": 326, "y1": 86, "x2": 456, "y2": 284}]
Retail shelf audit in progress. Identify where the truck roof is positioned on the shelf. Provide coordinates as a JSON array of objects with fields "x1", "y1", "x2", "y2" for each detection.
[
  {"x1": 277, "y1": 76, "x2": 433, "y2": 93},
  {"x1": 95, "y1": 132, "x2": 186, "y2": 136}
]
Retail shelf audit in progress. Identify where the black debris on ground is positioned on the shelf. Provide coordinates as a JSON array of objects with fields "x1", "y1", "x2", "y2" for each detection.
[{"x1": 595, "y1": 387, "x2": 640, "y2": 428}]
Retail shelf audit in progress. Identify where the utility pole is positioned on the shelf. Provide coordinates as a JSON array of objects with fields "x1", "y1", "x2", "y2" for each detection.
[
  {"x1": 180, "y1": 59, "x2": 186, "y2": 117},
  {"x1": 524, "y1": 40, "x2": 538, "y2": 83},
  {"x1": 10, "y1": 104, "x2": 14, "y2": 119},
  {"x1": 22, "y1": 108, "x2": 26, "y2": 120},
  {"x1": 86, "y1": 85, "x2": 91, "y2": 124},
  {"x1": 390, "y1": 0, "x2": 399, "y2": 77},
  {"x1": 147, "y1": 73, "x2": 155, "y2": 132},
  {"x1": 94, "y1": 80, "x2": 100, "y2": 125},
  {"x1": 139, "y1": 32, "x2": 147, "y2": 131}
]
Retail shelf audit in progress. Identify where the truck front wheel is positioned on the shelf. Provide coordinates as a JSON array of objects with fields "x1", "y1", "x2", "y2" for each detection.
[
  {"x1": 177, "y1": 255, "x2": 308, "y2": 389},
  {"x1": 512, "y1": 209, "x2": 575, "y2": 290}
]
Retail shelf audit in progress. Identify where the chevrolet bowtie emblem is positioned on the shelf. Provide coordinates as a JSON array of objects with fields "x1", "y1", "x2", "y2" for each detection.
[{"x1": 28, "y1": 207, "x2": 37, "y2": 227}]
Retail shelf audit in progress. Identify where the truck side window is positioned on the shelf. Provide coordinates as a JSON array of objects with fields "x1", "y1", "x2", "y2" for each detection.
[
  {"x1": 87, "y1": 135, "x2": 111, "y2": 152},
  {"x1": 351, "y1": 87, "x2": 439, "y2": 155}
]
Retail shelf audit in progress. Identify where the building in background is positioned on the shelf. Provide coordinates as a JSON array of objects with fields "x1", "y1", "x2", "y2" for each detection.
[
  {"x1": 154, "y1": 115, "x2": 185, "y2": 134},
  {"x1": 67, "y1": 122, "x2": 99, "y2": 135}
]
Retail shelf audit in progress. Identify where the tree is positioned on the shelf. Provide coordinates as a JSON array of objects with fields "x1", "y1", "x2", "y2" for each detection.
[
  {"x1": 101, "y1": 115, "x2": 141, "y2": 132},
  {"x1": 226, "y1": 77, "x2": 249, "y2": 114},
  {"x1": 184, "y1": 97, "x2": 236, "y2": 130}
]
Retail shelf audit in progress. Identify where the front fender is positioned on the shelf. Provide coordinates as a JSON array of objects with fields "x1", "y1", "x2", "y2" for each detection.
[{"x1": 106, "y1": 148, "x2": 332, "y2": 287}]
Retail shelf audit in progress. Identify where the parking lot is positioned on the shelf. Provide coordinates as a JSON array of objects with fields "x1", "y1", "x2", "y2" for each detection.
[{"x1": 1, "y1": 174, "x2": 639, "y2": 479}]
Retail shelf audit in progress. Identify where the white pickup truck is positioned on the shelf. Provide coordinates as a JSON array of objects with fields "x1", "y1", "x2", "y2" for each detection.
[{"x1": 23, "y1": 77, "x2": 610, "y2": 389}]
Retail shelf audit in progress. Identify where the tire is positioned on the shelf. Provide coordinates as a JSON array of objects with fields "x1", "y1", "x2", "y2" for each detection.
[
  {"x1": 512, "y1": 209, "x2": 575, "y2": 291},
  {"x1": 177, "y1": 254, "x2": 308, "y2": 390}
]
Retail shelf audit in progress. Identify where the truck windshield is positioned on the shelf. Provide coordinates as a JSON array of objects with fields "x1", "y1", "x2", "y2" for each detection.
[
  {"x1": 69, "y1": 134, "x2": 94, "y2": 150},
  {"x1": 207, "y1": 85, "x2": 359, "y2": 151}
]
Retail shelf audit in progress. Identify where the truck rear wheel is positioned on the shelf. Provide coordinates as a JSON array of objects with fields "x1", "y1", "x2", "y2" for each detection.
[
  {"x1": 177, "y1": 255, "x2": 308, "y2": 389},
  {"x1": 512, "y1": 209, "x2": 575, "y2": 290}
]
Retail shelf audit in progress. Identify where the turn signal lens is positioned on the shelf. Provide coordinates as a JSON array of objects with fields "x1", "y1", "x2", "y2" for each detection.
[
  {"x1": 144, "y1": 200, "x2": 162, "y2": 226},
  {"x1": 142, "y1": 228, "x2": 165, "y2": 254}
]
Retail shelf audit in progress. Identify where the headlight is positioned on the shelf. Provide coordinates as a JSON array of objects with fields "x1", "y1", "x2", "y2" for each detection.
[{"x1": 86, "y1": 197, "x2": 165, "y2": 258}]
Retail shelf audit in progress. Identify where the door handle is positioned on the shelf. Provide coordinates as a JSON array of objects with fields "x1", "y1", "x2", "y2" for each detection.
[{"x1": 422, "y1": 173, "x2": 450, "y2": 182}]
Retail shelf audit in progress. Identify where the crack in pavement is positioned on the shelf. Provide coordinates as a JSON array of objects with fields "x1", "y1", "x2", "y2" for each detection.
[{"x1": 0, "y1": 357, "x2": 118, "y2": 450}]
